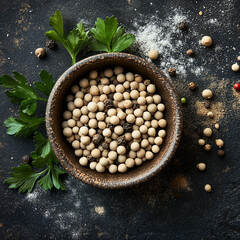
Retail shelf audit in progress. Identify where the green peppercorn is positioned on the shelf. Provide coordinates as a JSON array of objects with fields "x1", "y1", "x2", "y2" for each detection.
[{"x1": 181, "y1": 97, "x2": 186, "y2": 104}]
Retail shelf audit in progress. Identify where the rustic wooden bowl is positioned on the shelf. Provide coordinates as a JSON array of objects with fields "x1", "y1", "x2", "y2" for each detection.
[{"x1": 46, "y1": 53, "x2": 182, "y2": 189}]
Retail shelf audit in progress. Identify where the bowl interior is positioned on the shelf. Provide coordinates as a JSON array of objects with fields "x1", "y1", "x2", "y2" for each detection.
[{"x1": 46, "y1": 53, "x2": 182, "y2": 188}]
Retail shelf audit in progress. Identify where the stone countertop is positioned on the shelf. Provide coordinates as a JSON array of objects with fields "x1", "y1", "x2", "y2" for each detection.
[{"x1": 0, "y1": 0, "x2": 239, "y2": 239}]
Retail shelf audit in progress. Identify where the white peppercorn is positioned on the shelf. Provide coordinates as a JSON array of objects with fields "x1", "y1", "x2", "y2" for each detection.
[
  {"x1": 114, "y1": 66, "x2": 123, "y2": 75},
  {"x1": 109, "y1": 164, "x2": 118, "y2": 173},
  {"x1": 63, "y1": 127, "x2": 72, "y2": 137},
  {"x1": 79, "y1": 157, "x2": 88, "y2": 166},
  {"x1": 79, "y1": 78, "x2": 89, "y2": 88},
  {"x1": 96, "y1": 163, "x2": 105, "y2": 172},
  {"x1": 145, "y1": 151, "x2": 154, "y2": 160},
  {"x1": 125, "y1": 158, "x2": 135, "y2": 168},
  {"x1": 108, "y1": 151, "x2": 118, "y2": 160},
  {"x1": 135, "y1": 158, "x2": 143, "y2": 166},
  {"x1": 90, "y1": 162, "x2": 97, "y2": 170},
  {"x1": 118, "y1": 163, "x2": 127, "y2": 173}
]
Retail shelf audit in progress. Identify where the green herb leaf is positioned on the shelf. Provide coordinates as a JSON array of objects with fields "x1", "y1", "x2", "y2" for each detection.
[
  {"x1": 112, "y1": 33, "x2": 135, "y2": 52},
  {"x1": 34, "y1": 70, "x2": 55, "y2": 96},
  {"x1": 19, "y1": 99, "x2": 37, "y2": 115},
  {"x1": 4, "y1": 113, "x2": 44, "y2": 137},
  {"x1": 31, "y1": 132, "x2": 66, "y2": 190},
  {"x1": 37, "y1": 169, "x2": 53, "y2": 190},
  {"x1": 4, "y1": 164, "x2": 46, "y2": 193},
  {"x1": 51, "y1": 165, "x2": 66, "y2": 190},
  {"x1": 90, "y1": 16, "x2": 135, "y2": 53},
  {"x1": 0, "y1": 71, "x2": 49, "y2": 115},
  {"x1": 4, "y1": 132, "x2": 66, "y2": 193},
  {"x1": 45, "y1": 30, "x2": 63, "y2": 42},
  {"x1": 49, "y1": 9, "x2": 64, "y2": 37},
  {"x1": 45, "y1": 10, "x2": 88, "y2": 65}
]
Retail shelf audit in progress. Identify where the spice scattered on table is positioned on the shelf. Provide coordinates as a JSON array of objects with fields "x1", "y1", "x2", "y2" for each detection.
[
  {"x1": 181, "y1": 97, "x2": 186, "y2": 104},
  {"x1": 198, "y1": 139, "x2": 205, "y2": 146},
  {"x1": 204, "y1": 184, "x2": 212, "y2": 192},
  {"x1": 204, "y1": 100, "x2": 211, "y2": 108},
  {"x1": 186, "y1": 49, "x2": 194, "y2": 56},
  {"x1": 233, "y1": 83, "x2": 240, "y2": 91},
  {"x1": 168, "y1": 67, "x2": 176, "y2": 76},
  {"x1": 231, "y1": 63, "x2": 240, "y2": 72},
  {"x1": 148, "y1": 49, "x2": 159, "y2": 60},
  {"x1": 188, "y1": 82, "x2": 196, "y2": 90},
  {"x1": 217, "y1": 149, "x2": 225, "y2": 157},
  {"x1": 35, "y1": 48, "x2": 45, "y2": 58},
  {"x1": 201, "y1": 36, "x2": 213, "y2": 47},
  {"x1": 202, "y1": 89, "x2": 213, "y2": 99},
  {"x1": 22, "y1": 155, "x2": 31, "y2": 164},
  {"x1": 237, "y1": 56, "x2": 240, "y2": 61},
  {"x1": 204, "y1": 144, "x2": 211, "y2": 151},
  {"x1": 198, "y1": 11, "x2": 203, "y2": 16},
  {"x1": 214, "y1": 123, "x2": 220, "y2": 129},
  {"x1": 197, "y1": 163, "x2": 206, "y2": 171},
  {"x1": 207, "y1": 111, "x2": 214, "y2": 118},
  {"x1": 178, "y1": 21, "x2": 187, "y2": 30},
  {"x1": 215, "y1": 139, "x2": 224, "y2": 148},
  {"x1": 203, "y1": 128, "x2": 212, "y2": 137},
  {"x1": 46, "y1": 40, "x2": 56, "y2": 50}
]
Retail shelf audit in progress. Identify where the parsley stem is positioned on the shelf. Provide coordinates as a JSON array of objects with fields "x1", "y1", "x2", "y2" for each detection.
[
  {"x1": 72, "y1": 57, "x2": 76, "y2": 65},
  {"x1": 38, "y1": 97, "x2": 48, "y2": 102}
]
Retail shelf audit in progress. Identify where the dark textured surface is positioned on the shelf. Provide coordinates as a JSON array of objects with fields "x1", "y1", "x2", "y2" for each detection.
[
  {"x1": 46, "y1": 53, "x2": 182, "y2": 188},
  {"x1": 0, "y1": 0, "x2": 240, "y2": 239}
]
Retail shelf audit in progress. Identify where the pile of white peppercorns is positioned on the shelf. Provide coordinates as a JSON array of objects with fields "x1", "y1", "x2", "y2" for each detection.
[{"x1": 62, "y1": 66, "x2": 167, "y2": 173}]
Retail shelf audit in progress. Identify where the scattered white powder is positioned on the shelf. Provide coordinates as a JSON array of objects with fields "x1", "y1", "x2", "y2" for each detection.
[
  {"x1": 26, "y1": 189, "x2": 39, "y2": 202},
  {"x1": 44, "y1": 210, "x2": 50, "y2": 218},
  {"x1": 94, "y1": 206, "x2": 105, "y2": 215},
  {"x1": 131, "y1": 10, "x2": 203, "y2": 77},
  {"x1": 208, "y1": 18, "x2": 218, "y2": 25}
]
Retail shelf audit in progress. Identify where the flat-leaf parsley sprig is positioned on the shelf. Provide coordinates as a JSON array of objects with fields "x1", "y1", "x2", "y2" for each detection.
[
  {"x1": 89, "y1": 16, "x2": 135, "y2": 53},
  {"x1": 0, "y1": 70, "x2": 55, "y2": 137},
  {"x1": 45, "y1": 10, "x2": 88, "y2": 65},
  {"x1": 4, "y1": 132, "x2": 66, "y2": 193}
]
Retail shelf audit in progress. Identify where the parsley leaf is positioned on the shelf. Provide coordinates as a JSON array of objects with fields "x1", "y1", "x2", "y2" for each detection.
[
  {"x1": 0, "y1": 71, "x2": 54, "y2": 115},
  {"x1": 45, "y1": 10, "x2": 88, "y2": 65},
  {"x1": 34, "y1": 70, "x2": 55, "y2": 97},
  {"x1": 90, "y1": 16, "x2": 135, "y2": 53},
  {"x1": 4, "y1": 164, "x2": 46, "y2": 193},
  {"x1": 4, "y1": 132, "x2": 66, "y2": 193},
  {"x1": 4, "y1": 113, "x2": 45, "y2": 137}
]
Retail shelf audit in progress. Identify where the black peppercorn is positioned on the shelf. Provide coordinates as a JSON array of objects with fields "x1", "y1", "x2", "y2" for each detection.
[
  {"x1": 113, "y1": 79, "x2": 119, "y2": 86},
  {"x1": 107, "y1": 123, "x2": 114, "y2": 131},
  {"x1": 108, "y1": 93, "x2": 114, "y2": 100},
  {"x1": 217, "y1": 149, "x2": 225, "y2": 157},
  {"x1": 188, "y1": 82, "x2": 196, "y2": 90},
  {"x1": 92, "y1": 134, "x2": 104, "y2": 146},
  {"x1": 178, "y1": 22, "x2": 187, "y2": 30},
  {"x1": 132, "y1": 103, "x2": 140, "y2": 110},
  {"x1": 117, "y1": 136, "x2": 127, "y2": 146},
  {"x1": 22, "y1": 155, "x2": 31, "y2": 164},
  {"x1": 101, "y1": 142, "x2": 109, "y2": 149},
  {"x1": 46, "y1": 40, "x2": 56, "y2": 49},
  {"x1": 186, "y1": 49, "x2": 194, "y2": 56},
  {"x1": 204, "y1": 100, "x2": 211, "y2": 109},
  {"x1": 144, "y1": 79, "x2": 151, "y2": 86},
  {"x1": 123, "y1": 123, "x2": 133, "y2": 132},
  {"x1": 87, "y1": 155, "x2": 96, "y2": 162},
  {"x1": 168, "y1": 67, "x2": 176, "y2": 76},
  {"x1": 104, "y1": 99, "x2": 114, "y2": 109}
]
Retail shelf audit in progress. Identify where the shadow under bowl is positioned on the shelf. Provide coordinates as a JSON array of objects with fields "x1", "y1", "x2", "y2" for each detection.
[{"x1": 46, "y1": 53, "x2": 182, "y2": 189}]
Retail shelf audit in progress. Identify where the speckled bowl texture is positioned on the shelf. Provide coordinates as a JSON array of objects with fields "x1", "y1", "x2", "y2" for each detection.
[{"x1": 46, "y1": 53, "x2": 183, "y2": 189}]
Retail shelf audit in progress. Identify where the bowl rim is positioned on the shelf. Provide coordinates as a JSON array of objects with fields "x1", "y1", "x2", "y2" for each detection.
[{"x1": 46, "y1": 52, "x2": 183, "y2": 189}]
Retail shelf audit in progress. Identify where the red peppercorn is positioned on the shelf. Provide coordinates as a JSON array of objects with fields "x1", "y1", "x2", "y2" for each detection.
[{"x1": 233, "y1": 83, "x2": 240, "y2": 91}]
